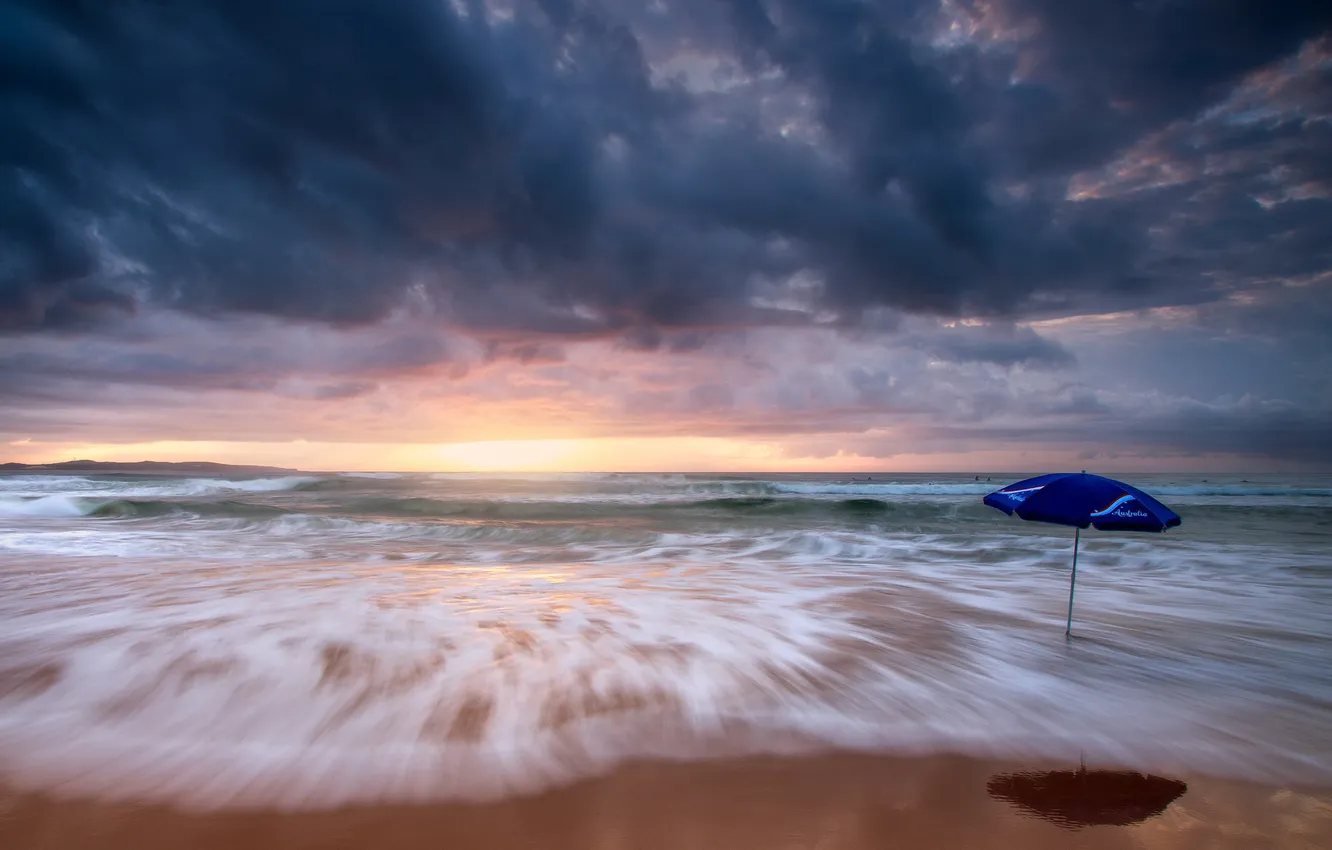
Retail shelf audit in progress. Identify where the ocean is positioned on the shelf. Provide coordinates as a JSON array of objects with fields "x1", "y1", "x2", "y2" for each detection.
[{"x1": 1, "y1": 470, "x2": 1329, "y2": 809}]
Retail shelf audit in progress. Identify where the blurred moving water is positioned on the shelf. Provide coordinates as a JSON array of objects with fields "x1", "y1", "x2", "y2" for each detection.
[{"x1": 1, "y1": 470, "x2": 1329, "y2": 808}]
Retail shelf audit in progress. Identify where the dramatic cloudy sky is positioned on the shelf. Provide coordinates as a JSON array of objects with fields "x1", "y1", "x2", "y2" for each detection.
[{"x1": 2, "y1": 0, "x2": 1330, "y2": 471}]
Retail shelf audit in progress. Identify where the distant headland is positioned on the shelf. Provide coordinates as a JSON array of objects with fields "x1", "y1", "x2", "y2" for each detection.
[{"x1": 0, "y1": 460, "x2": 302, "y2": 476}]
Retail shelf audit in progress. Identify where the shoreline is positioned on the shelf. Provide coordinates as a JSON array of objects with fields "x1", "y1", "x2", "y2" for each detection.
[{"x1": 3, "y1": 753, "x2": 1329, "y2": 849}]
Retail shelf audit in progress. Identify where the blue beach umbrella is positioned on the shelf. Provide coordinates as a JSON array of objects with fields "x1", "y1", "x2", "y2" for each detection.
[{"x1": 984, "y1": 471, "x2": 1181, "y2": 635}]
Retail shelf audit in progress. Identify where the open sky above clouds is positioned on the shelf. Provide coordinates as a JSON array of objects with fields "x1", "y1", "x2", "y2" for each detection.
[{"x1": 2, "y1": 0, "x2": 1331, "y2": 471}]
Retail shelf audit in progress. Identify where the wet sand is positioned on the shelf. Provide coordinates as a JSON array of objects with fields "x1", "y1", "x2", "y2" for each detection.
[{"x1": 3, "y1": 754, "x2": 1329, "y2": 850}]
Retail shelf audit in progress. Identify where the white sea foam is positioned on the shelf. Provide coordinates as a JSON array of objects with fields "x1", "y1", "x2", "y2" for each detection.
[
  {"x1": 116, "y1": 475, "x2": 319, "y2": 496},
  {"x1": 0, "y1": 470, "x2": 1329, "y2": 810},
  {"x1": 772, "y1": 481, "x2": 1332, "y2": 500},
  {"x1": 773, "y1": 482, "x2": 998, "y2": 497},
  {"x1": 0, "y1": 474, "x2": 317, "y2": 500},
  {"x1": 0, "y1": 475, "x2": 318, "y2": 519},
  {"x1": 1150, "y1": 484, "x2": 1332, "y2": 498},
  {"x1": 0, "y1": 494, "x2": 95, "y2": 518},
  {"x1": 0, "y1": 475, "x2": 108, "y2": 492},
  {"x1": 0, "y1": 559, "x2": 864, "y2": 807}
]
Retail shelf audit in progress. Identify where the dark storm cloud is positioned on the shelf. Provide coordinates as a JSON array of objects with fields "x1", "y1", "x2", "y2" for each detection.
[
  {"x1": 917, "y1": 323, "x2": 1074, "y2": 368},
  {"x1": 4, "y1": 0, "x2": 1330, "y2": 335},
  {"x1": 0, "y1": 313, "x2": 474, "y2": 407},
  {"x1": 707, "y1": 0, "x2": 1332, "y2": 312},
  {"x1": 978, "y1": 0, "x2": 1332, "y2": 171},
  {"x1": 1, "y1": 0, "x2": 636, "y2": 329}
]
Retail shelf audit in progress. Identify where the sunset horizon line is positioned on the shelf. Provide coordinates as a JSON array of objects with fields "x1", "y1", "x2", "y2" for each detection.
[{"x1": 3, "y1": 452, "x2": 1314, "y2": 477}]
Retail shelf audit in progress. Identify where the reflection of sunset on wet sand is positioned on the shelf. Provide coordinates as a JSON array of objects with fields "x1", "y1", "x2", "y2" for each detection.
[{"x1": 4, "y1": 757, "x2": 1329, "y2": 850}]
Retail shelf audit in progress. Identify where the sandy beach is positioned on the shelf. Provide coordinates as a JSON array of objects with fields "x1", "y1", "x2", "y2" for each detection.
[{"x1": 4, "y1": 754, "x2": 1330, "y2": 850}]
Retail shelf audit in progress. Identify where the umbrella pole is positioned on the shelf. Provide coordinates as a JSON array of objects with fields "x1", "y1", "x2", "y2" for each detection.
[{"x1": 1065, "y1": 527, "x2": 1080, "y2": 636}]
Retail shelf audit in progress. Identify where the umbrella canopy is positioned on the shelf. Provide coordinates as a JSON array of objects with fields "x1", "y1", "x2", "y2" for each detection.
[
  {"x1": 984, "y1": 472, "x2": 1181, "y2": 634},
  {"x1": 984, "y1": 471, "x2": 1181, "y2": 532},
  {"x1": 987, "y1": 767, "x2": 1188, "y2": 829}
]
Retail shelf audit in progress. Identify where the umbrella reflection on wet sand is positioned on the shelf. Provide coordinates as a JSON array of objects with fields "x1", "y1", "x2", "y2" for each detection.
[{"x1": 987, "y1": 765, "x2": 1188, "y2": 829}]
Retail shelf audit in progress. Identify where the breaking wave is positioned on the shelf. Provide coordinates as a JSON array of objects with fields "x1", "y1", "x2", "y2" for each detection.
[{"x1": 0, "y1": 494, "x2": 90, "y2": 518}]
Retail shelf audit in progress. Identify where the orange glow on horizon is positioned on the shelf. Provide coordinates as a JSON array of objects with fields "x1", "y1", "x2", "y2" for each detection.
[
  {"x1": 0, "y1": 436, "x2": 1279, "y2": 474},
  {"x1": 434, "y1": 439, "x2": 582, "y2": 472},
  {"x1": 6, "y1": 436, "x2": 792, "y2": 473}
]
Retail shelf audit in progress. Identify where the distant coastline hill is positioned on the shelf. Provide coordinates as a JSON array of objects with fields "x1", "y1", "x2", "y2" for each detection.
[{"x1": 0, "y1": 460, "x2": 301, "y2": 476}]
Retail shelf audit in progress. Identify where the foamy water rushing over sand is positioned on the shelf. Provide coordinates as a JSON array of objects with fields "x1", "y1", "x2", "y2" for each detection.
[{"x1": 1, "y1": 471, "x2": 1329, "y2": 809}]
